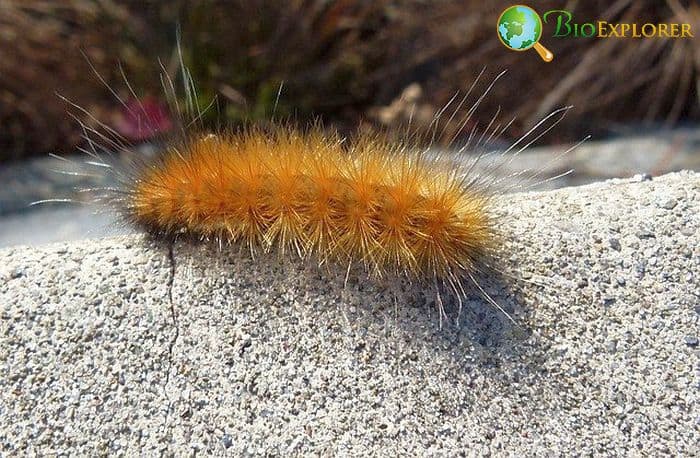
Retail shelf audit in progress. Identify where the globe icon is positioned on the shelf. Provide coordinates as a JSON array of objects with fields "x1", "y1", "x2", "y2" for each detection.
[{"x1": 497, "y1": 5, "x2": 553, "y2": 62}]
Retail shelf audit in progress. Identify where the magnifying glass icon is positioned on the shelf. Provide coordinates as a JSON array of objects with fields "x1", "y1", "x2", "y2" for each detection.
[{"x1": 497, "y1": 5, "x2": 554, "y2": 62}]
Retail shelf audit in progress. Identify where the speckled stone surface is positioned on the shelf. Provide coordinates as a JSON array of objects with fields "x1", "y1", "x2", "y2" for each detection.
[{"x1": 1, "y1": 171, "x2": 698, "y2": 455}]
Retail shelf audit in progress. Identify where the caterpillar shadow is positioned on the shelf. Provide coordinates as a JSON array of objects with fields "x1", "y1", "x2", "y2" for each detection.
[{"x1": 163, "y1": 236, "x2": 545, "y2": 370}]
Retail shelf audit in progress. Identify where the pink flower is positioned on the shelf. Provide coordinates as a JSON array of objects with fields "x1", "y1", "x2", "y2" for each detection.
[{"x1": 114, "y1": 96, "x2": 173, "y2": 141}]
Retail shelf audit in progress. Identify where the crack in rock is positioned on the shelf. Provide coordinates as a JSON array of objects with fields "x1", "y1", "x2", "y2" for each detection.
[{"x1": 163, "y1": 242, "x2": 180, "y2": 424}]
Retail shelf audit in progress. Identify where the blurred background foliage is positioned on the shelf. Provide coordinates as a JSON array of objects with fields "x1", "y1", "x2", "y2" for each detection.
[{"x1": 1, "y1": 0, "x2": 699, "y2": 161}]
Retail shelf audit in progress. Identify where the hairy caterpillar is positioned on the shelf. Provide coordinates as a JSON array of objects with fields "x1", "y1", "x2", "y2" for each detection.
[{"x1": 44, "y1": 58, "x2": 579, "y2": 324}]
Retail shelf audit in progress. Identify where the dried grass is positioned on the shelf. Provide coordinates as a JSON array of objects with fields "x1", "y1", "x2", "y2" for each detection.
[
  {"x1": 1, "y1": 0, "x2": 698, "y2": 159},
  {"x1": 0, "y1": 1, "x2": 145, "y2": 160}
]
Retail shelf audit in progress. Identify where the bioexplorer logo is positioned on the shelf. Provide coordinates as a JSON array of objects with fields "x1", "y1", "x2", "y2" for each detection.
[
  {"x1": 497, "y1": 5, "x2": 694, "y2": 63},
  {"x1": 497, "y1": 5, "x2": 554, "y2": 62}
]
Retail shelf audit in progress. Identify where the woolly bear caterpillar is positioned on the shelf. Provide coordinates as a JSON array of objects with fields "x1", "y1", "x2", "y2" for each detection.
[{"x1": 40, "y1": 52, "x2": 583, "y2": 326}]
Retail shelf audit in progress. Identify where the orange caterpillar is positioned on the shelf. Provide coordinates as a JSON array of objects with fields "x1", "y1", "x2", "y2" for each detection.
[
  {"x1": 128, "y1": 127, "x2": 494, "y2": 287},
  {"x1": 53, "y1": 62, "x2": 575, "y2": 320}
]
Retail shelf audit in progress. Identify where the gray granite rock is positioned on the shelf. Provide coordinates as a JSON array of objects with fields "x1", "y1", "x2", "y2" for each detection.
[{"x1": 0, "y1": 171, "x2": 698, "y2": 455}]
